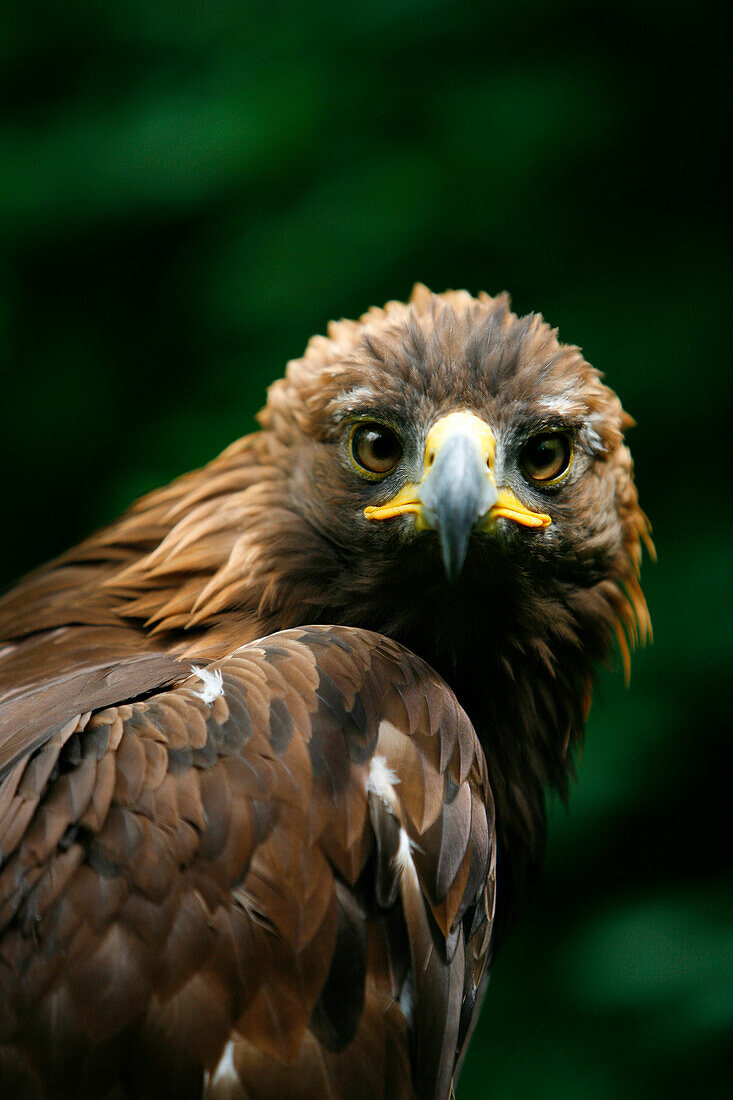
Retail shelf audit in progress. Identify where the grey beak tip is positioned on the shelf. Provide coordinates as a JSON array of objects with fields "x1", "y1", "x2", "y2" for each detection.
[
  {"x1": 440, "y1": 528, "x2": 471, "y2": 586},
  {"x1": 444, "y1": 563, "x2": 462, "y2": 587}
]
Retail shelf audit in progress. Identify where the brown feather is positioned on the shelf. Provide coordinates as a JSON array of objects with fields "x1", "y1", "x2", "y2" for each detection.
[{"x1": 0, "y1": 626, "x2": 495, "y2": 1098}]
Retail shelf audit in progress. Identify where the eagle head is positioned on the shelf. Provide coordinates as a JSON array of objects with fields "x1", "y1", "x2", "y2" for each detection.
[{"x1": 258, "y1": 285, "x2": 650, "y2": 684}]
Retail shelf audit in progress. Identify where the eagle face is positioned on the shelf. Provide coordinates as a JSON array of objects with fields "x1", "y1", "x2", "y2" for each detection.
[{"x1": 264, "y1": 286, "x2": 648, "y2": 684}]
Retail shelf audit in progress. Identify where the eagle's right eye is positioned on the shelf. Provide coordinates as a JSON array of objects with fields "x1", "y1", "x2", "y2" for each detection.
[{"x1": 350, "y1": 423, "x2": 403, "y2": 476}]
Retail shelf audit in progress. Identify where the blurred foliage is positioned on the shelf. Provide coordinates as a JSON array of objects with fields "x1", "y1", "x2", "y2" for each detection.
[{"x1": 0, "y1": 1, "x2": 730, "y2": 1096}]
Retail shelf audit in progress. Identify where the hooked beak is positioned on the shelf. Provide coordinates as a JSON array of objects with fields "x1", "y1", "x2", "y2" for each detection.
[
  {"x1": 364, "y1": 411, "x2": 550, "y2": 584},
  {"x1": 418, "y1": 425, "x2": 498, "y2": 583}
]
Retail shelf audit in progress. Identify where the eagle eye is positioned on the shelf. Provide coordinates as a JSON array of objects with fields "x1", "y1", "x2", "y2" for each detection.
[
  {"x1": 520, "y1": 432, "x2": 572, "y2": 484},
  {"x1": 350, "y1": 422, "x2": 403, "y2": 476}
]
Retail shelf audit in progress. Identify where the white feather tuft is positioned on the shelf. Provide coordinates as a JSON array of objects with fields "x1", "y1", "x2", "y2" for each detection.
[
  {"x1": 398, "y1": 972, "x2": 415, "y2": 1027},
  {"x1": 366, "y1": 754, "x2": 400, "y2": 806},
  {"x1": 190, "y1": 665, "x2": 224, "y2": 705},
  {"x1": 208, "y1": 1039, "x2": 238, "y2": 1088},
  {"x1": 393, "y1": 827, "x2": 417, "y2": 874}
]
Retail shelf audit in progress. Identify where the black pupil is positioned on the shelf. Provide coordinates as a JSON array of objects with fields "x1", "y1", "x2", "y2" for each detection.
[
  {"x1": 355, "y1": 425, "x2": 401, "y2": 471},
  {"x1": 524, "y1": 434, "x2": 568, "y2": 480}
]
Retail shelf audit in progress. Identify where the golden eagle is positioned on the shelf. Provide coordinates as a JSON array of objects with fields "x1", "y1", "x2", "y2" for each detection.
[{"x1": 0, "y1": 286, "x2": 650, "y2": 1097}]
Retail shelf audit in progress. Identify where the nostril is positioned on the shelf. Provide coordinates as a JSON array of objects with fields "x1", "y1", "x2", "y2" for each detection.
[{"x1": 427, "y1": 451, "x2": 435, "y2": 467}]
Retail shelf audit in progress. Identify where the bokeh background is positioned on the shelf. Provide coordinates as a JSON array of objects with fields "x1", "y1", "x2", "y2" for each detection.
[{"x1": 1, "y1": 2, "x2": 730, "y2": 1095}]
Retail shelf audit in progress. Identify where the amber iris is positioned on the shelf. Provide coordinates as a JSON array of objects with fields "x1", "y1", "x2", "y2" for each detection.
[
  {"x1": 520, "y1": 432, "x2": 572, "y2": 483},
  {"x1": 351, "y1": 423, "x2": 403, "y2": 475}
]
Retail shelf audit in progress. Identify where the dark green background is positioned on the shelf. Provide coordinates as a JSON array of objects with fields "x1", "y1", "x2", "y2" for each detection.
[{"x1": 1, "y1": 2, "x2": 730, "y2": 1095}]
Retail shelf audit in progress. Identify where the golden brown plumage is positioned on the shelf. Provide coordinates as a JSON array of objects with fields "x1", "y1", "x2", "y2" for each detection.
[
  {"x1": 0, "y1": 286, "x2": 650, "y2": 1097},
  {"x1": 0, "y1": 628, "x2": 493, "y2": 1098}
]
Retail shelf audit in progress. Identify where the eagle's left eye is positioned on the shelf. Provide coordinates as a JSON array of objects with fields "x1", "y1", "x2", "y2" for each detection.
[
  {"x1": 520, "y1": 432, "x2": 572, "y2": 484},
  {"x1": 350, "y1": 422, "x2": 403, "y2": 475}
]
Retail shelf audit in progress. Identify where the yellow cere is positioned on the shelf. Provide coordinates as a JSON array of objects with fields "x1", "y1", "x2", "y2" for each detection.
[
  {"x1": 363, "y1": 410, "x2": 551, "y2": 529},
  {"x1": 423, "y1": 410, "x2": 496, "y2": 469}
]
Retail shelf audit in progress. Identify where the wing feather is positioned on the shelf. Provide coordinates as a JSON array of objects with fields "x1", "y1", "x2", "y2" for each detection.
[{"x1": 0, "y1": 625, "x2": 495, "y2": 1099}]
